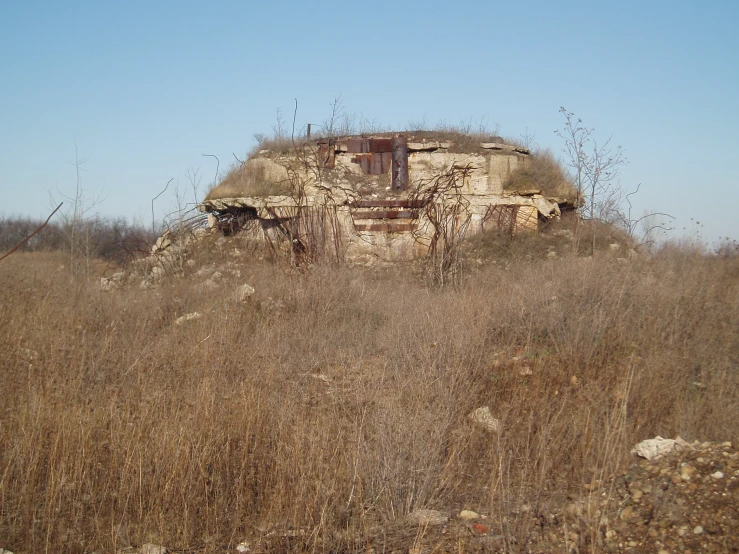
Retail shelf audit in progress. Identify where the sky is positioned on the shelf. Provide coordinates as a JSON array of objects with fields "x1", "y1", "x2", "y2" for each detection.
[{"x1": 1, "y1": 0, "x2": 738, "y2": 244}]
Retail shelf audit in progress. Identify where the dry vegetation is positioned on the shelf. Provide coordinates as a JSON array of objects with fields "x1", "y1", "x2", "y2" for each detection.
[
  {"x1": 503, "y1": 149, "x2": 577, "y2": 200},
  {"x1": 206, "y1": 159, "x2": 294, "y2": 201},
  {"x1": 206, "y1": 126, "x2": 533, "y2": 202},
  {"x1": 1, "y1": 236, "x2": 738, "y2": 553}
]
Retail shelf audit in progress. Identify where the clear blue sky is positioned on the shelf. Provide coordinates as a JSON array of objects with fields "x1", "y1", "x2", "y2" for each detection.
[{"x1": 2, "y1": 0, "x2": 737, "y2": 244}]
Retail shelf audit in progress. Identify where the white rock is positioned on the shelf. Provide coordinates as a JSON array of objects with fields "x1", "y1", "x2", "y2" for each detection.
[
  {"x1": 150, "y1": 266, "x2": 166, "y2": 279},
  {"x1": 631, "y1": 436, "x2": 689, "y2": 460},
  {"x1": 0, "y1": 548, "x2": 15, "y2": 554},
  {"x1": 175, "y1": 312, "x2": 202, "y2": 325},
  {"x1": 200, "y1": 279, "x2": 219, "y2": 291},
  {"x1": 152, "y1": 234, "x2": 172, "y2": 254},
  {"x1": 712, "y1": 471, "x2": 725, "y2": 479},
  {"x1": 459, "y1": 509, "x2": 480, "y2": 520},
  {"x1": 469, "y1": 407, "x2": 502, "y2": 433},
  {"x1": 235, "y1": 284, "x2": 256, "y2": 302},
  {"x1": 407, "y1": 509, "x2": 448, "y2": 526},
  {"x1": 100, "y1": 277, "x2": 118, "y2": 291},
  {"x1": 236, "y1": 543, "x2": 250, "y2": 553},
  {"x1": 609, "y1": 243, "x2": 621, "y2": 251},
  {"x1": 693, "y1": 525, "x2": 704, "y2": 535}
]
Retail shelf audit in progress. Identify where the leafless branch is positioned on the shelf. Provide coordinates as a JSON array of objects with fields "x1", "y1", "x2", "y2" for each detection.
[
  {"x1": 152, "y1": 178, "x2": 173, "y2": 234},
  {"x1": 0, "y1": 203, "x2": 63, "y2": 263}
]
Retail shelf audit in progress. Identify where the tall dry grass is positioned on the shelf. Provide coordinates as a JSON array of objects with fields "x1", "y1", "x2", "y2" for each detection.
[{"x1": 0, "y1": 242, "x2": 737, "y2": 553}]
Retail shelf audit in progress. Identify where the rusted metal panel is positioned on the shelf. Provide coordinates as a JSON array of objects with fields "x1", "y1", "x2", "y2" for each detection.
[
  {"x1": 351, "y1": 199, "x2": 429, "y2": 208},
  {"x1": 344, "y1": 139, "x2": 369, "y2": 153},
  {"x1": 352, "y1": 210, "x2": 414, "y2": 220},
  {"x1": 354, "y1": 222, "x2": 416, "y2": 232},
  {"x1": 342, "y1": 138, "x2": 393, "y2": 154},
  {"x1": 381, "y1": 152, "x2": 392, "y2": 173},
  {"x1": 392, "y1": 135, "x2": 408, "y2": 191},
  {"x1": 368, "y1": 138, "x2": 393, "y2": 152},
  {"x1": 353, "y1": 152, "x2": 391, "y2": 175},
  {"x1": 318, "y1": 140, "x2": 335, "y2": 168}
]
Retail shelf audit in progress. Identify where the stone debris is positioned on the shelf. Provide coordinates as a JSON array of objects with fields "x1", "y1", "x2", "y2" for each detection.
[
  {"x1": 352, "y1": 439, "x2": 737, "y2": 554},
  {"x1": 631, "y1": 436, "x2": 690, "y2": 460},
  {"x1": 100, "y1": 271, "x2": 126, "y2": 291},
  {"x1": 234, "y1": 283, "x2": 256, "y2": 302},
  {"x1": 175, "y1": 312, "x2": 202, "y2": 325},
  {"x1": 469, "y1": 406, "x2": 502, "y2": 433},
  {"x1": 199, "y1": 278, "x2": 219, "y2": 291},
  {"x1": 407, "y1": 509, "x2": 448, "y2": 526}
]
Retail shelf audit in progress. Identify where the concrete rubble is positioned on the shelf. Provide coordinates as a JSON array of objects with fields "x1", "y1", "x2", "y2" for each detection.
[
  {"x1": 469, "y1": 406, "x2": 503, "y2": 433},
  {"x1": 632, "y1": 436, "x2": 691, "y2": 460}
]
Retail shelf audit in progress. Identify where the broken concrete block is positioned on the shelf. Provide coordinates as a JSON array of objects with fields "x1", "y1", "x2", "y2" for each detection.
[
  {"x1": 469, "y1": 406, "x2": 502, "y2": 433},
  {"x1": 407, "y1": 509, "x2": 448, "y2": 526},
  {"x1": 175, "y1": 312, "x2": 202, "y2": 325},
  {"x1": 235, "y1": 284, "x2": 256, "y2": 302},
  {"x1": 631, "y1": 436, "x2": 690, "y2": 460}
]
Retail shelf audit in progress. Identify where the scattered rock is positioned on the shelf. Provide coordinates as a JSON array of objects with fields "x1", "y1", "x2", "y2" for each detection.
[
  {"x1": 631, "y1": 436, "x2": 690, "y2": 460},
  {"x1": 199, "y1": 279, "x2": 219, "y2": 291},
  {"x1": 175, "y1": 312, "x2": 202, "y2": 325},
  {"x1": 235, "y1": 284, "x2": 256, "y2": 302},
  {"x1": 407, "y1": 509, "x2": 448, "y2": 526},
  {"x1": 152, "y1": 232, "x2": 172, "y2": 254},
  {"x1": 150, "y1": 265, "x2": 166, "y2": 280},
  {"x1": 469, "y1": 406, "x2": 502, "y2": 433},
  {"x1": 101, "y1": 271, "x2": 126, "y2": 291}
]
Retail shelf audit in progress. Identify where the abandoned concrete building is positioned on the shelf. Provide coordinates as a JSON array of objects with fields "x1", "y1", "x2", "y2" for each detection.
[{"x1": 199, "y1": 132, "x2": 577, "y2": 263}]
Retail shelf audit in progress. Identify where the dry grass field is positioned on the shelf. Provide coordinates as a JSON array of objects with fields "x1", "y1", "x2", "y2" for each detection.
[{"x1": 0, "y1": 234, "x2": 737, "y2": 553}]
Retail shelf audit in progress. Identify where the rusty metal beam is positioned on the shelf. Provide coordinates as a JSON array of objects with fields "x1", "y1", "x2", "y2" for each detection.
[
  {"x1": 354, "y1": 222, "x2": 416, "y2": 232},
  {"x1": 351, "y1": 199, "x2": 429, "y2": 208},
  {"x1": 352, "y1": 210, "x2": 414, "y2": 220}
]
